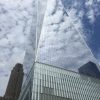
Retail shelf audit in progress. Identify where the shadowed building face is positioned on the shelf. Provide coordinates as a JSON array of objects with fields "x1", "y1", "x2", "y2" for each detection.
[
  {"x1": 4, "y1": 63, "x2": 24, "y2": 100},
  {"x1": 78, "y1": 61, "x2": 100, "y2": 79}
]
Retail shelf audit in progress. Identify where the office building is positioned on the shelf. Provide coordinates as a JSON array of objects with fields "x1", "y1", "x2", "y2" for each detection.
[
  {"x1": 18, "y1": 0, "x2": 100, "y2": 100},
  {"x1": 19, "y1": 62, "x2": 100, "y2": 100}
]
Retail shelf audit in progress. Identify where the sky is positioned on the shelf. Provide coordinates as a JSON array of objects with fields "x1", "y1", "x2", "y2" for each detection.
[
  {"x1": 0, "y1": 0, "x2": 36, "y2": 96},
  {"x1": 61, "y1": 0, "x2": 100, "y2": 64},
  {"x1": 0, "y1": 0, "x2": 100, "y2": 96}
]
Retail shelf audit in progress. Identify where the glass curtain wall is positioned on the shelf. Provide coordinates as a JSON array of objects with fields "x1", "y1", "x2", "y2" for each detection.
[
  {"x1": 36, "y1": 0, "x2": 98, "y2": 72},
  {"x1": 23, "y1": 0, "x2": 47, "y2": 76},
  {"x1": 19, "y1": 0, "x2": 100, "y2": 100},
  {"x1": 23, "y1": 0, "x2": 37, "y2": 76},
  {"x1": 19, "y1": 62, "x2": 100, "y2": 100},
  {"x1": 36, "y1": 0, "x2": 48, "y2": 49}
]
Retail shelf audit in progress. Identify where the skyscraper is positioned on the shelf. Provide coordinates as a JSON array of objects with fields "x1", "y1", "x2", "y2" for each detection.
[
  {"x1": 4, "y1": 63, "x2": 24, "y2": 100},
  {"x1": 36, "y1": 0, "x2": 98, "y2": 72},
  {"x1": 19, "y1": 62, "x2": 100, "y2": 100},
  {"x1": 0, "y1": 63, "x2": 24, "y2": 100},
  {"x1": 18, "y1": 0, "x2": 100, "y2": 100}
]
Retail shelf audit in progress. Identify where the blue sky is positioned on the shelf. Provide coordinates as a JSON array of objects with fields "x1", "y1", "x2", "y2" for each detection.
[
  {"x1": 0, "y1": 0, "x2": 100, "y2": 96},
  {"x1": 61, "y1": 0, "x2": 100, "y2": 63},
  {"x1": 87, "y1": 15, "x2": 100, "y2": 61}
]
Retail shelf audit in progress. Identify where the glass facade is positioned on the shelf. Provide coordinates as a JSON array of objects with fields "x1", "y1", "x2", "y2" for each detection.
[
  {"x1": 23, "y1": 0, "x2": 37, "y2": 75},
  {"x1": 19, "y1": 62, "x2": 100, "y2": 100},
  {"x1": 20, "y1": 0, "x2": 100, "y2": 100},
  {"x1": 36, "y1": 0, "x2": 98, "y2": 72},
  {"x1": 23, "y1": 0, "x2": 99, "y2": 75},
  {"x1": 36, "y1": 0, "x2": 47, "y2": 48}
]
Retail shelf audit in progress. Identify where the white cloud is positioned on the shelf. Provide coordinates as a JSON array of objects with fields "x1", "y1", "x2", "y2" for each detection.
[
  {"x1": 87, "y1": 9, "x2": 95, "y2": 23},
  {"x1": 46, "y1": 0, "x2": 57, "y2": 15},
  {"x1": 0, "y1": 75, "x2": 10, "y2": 96},
  {"x1": 85, "y1": 0, "x2": 100, "y2": 24},
  {"x1": 0, "y1": 0, "x2": 37, "y2": 96},
  {"x1": 85, "y1": 0, "x2": 93, "y2": 6},
  {"x1": 61, "y1": 0, "x2": 88, "y2": 40},
  {"x1": 61, "y1": 0, "x2": 100, "y2": 43}
]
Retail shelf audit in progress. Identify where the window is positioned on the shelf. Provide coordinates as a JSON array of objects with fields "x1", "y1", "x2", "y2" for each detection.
[{"x1": 24, "y1": 92, "x2": 30, "y2": 100}]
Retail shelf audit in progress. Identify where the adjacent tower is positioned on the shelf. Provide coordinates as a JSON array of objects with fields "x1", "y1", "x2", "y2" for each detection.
[
  {"x1": 79, "y1": 61, "x2": 100, "y2": 79},
  {"x1": 4, "y1": 63, "x2": 24, "y2": 100}
]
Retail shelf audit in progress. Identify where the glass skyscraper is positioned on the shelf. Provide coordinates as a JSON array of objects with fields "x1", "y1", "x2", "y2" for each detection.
[
  {"x1": 19, "y1": 0, "x2": 100, "y2": 100},
  {"x1": 19, "y1": 62, "x2": 100, "y2": 100}
]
